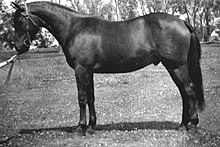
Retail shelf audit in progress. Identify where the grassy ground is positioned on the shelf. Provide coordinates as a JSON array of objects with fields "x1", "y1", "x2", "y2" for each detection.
[{"x1": 0, "y1": 44, "x2": 220, "y2": 146}]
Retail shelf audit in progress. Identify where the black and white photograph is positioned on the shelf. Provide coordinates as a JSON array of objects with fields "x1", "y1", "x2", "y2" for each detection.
[{"x1": 0, "y1": 0, "x2": 220, "y2": 146}]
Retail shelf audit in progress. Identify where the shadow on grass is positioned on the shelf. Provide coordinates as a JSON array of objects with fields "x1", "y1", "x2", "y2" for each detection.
[
  {"x1": 95, "y1": 121, "x2": 179, "y2": 131},
  {"x1": 18, "y1": 121, "x2": 179, "y2": 135},
  {"x1": 0, "y1": 121, "x2": 179, "y2": 145}
]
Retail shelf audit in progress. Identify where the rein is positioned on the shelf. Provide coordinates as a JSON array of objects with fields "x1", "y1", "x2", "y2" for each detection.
[{"x1": 0, "y1": 57, "x2": 16, "y2": 93}]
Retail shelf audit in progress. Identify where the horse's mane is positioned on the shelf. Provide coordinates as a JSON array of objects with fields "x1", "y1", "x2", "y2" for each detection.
[
  {"x1": 27, "y1": 1, "x2": 139, "y2": 22},
  {"x1": 28, "y1": 1, "x2": 80, "y2": 14}
]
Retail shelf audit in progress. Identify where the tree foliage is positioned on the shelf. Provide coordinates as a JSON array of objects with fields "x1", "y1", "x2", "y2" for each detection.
[
  {"x1": 0, "y1": 1, "x2": 14, "y2": 50},
  {"x1": 1, "y1": 0, "x2": 220, "y2": 51}
]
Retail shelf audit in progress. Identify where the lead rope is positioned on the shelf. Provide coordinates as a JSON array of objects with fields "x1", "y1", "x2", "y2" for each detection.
[
  {"x1": 0, "y1": 56, "x2": 17, "y2": 93},
  {"x1": 3, "y1": 62, "x2": 14, "y2": 86}
]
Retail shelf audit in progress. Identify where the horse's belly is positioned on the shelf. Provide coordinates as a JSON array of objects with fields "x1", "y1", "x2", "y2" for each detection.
[{"x1": 93, "y1": 56, "x2": 157, "y2": 73}]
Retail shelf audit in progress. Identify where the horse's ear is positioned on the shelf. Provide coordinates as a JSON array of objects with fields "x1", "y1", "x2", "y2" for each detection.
[{"x1": 11, "y1": 2, "x2": 22, "y2": 11}]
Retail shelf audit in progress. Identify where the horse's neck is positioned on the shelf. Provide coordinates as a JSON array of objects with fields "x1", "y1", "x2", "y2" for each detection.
[{"x1": 29, "y1": 3, "x2": 82, "y2": 48}]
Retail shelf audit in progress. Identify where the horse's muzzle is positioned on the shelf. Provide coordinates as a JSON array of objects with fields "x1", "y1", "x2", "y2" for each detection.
[{"x1": 15, "y1": 44, "x2": 29, "y2": 55}]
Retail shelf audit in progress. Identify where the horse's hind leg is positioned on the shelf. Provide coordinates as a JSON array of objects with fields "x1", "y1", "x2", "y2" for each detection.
[
  {"x1": 87, "y1": 72, "x2": 97, "y2": 132},
  {"x1": 162, "y1": 62, "x2": 198, "y2": 130},
  {"x1": 75, "y1": 63, "x2": 96, "y2": 135}
]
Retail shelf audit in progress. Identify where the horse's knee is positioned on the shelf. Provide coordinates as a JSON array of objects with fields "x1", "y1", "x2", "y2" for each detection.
[{"x1": 78, "y1": 91, "x2": 87, "y2": 105}]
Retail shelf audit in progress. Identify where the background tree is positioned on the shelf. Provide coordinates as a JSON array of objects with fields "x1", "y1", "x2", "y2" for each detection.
[
  {"x1": 1, "y1": 0, "x2": 220, "y2": 54},
  {"x1": 201, "y1": 0, "x2": 220, "y2": 41},
  {"x1": 100, "y1": 3, "x2": 115, "y2": 21},
  {"x1": 0, "y1": 0, "x2": 14, "y2": 51},
  {"x1": 66, "y1": 0, "x2": 80, "y2": 11},
  {"x1": 118, "y1": 0, "x2": 138, "y2": 20}
]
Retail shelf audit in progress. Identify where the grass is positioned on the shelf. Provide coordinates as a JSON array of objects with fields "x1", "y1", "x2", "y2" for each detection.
[{"x1": 0, "y1": 44, "x2": 220, "y2": 146}]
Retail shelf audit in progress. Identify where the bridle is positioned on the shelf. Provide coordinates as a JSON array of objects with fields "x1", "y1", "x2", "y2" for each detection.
[{"x1": 19, "y1": 3, "x2": 41, "y2": 48}]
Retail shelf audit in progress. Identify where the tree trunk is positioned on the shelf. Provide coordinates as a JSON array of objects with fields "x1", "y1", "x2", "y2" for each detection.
[
  {"x1": 162, "y1": 0, "x2": 169, "y2": 13},
  {"x1": 114, "y1": 0, "x2": 121, "y2": 21},
  {"x1": 204, "y1": 8, "x2": 211, "y2": 42},
  {"x1": 184, "y1": 0, "x2": 190, "y2": 23},
  {"x1": 199, "y1": 12, "x2": 204, "y2": 41},
  {"x1": 73, "y1": 0, "x2": 79, "y2": 11},
  {"x1": 139, "y1": 0, "x2": 146, "y2": 15}
]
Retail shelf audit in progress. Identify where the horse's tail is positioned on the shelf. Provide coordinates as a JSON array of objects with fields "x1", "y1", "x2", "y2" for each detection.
[{"x1": 185, "y1": 21, "x2": 205, "y2": 111}]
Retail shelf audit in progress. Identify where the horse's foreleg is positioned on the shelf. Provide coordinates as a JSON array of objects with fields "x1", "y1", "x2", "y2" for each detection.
[
  {"x1": 163, "y1": 63, "x2": 198, "y2": 130},
  {"x1": 75, "y1": 64, "x2": 91, "y2": 135}
]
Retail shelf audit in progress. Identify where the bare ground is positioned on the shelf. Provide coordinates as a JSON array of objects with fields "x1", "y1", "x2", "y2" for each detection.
[{"x1": 0, "y1": 44, "x2": 220, "y2": 147}]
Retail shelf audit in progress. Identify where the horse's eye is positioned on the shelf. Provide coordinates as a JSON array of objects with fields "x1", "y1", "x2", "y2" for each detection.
[{"x1": 24, "y1": 39, "x2": 30, "y2": 46}]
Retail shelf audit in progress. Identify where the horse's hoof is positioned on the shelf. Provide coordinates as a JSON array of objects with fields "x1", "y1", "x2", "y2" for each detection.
[
  {"x1": 178, "y1": 124, "x2": 188, "y2": 131},
  {"x1": 74, "y1": 126, "x2": 86, "y2": 136},
  {"x1": 87, "y1": 126, "x2": 96, "y2": 135},
  {"x1": 188, "y1": 123, "x2": 198, "y2": 133},
  {"x1": 190, "y1": 117, "x2": 199, "y2": 126}
]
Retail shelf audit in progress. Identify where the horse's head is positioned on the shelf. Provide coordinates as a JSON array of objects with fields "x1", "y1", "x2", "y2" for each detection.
[{"x1": 12, "y1": 2, "x2": 40, "y2": 55}]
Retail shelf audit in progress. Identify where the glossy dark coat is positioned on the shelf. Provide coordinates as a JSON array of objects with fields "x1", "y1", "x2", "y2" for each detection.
[{"x1": 12, "y1": 1, "x2": 204, "y2": 134}]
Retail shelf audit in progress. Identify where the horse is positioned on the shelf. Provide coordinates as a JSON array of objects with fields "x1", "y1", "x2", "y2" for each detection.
[{"x1": 12, "y1": 1, "x2": 204, "y2": 135}]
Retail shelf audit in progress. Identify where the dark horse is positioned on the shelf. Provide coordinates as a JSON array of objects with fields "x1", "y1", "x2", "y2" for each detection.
[{"x1": 12, "y1": 1, "x2": 204, "y2": 134}]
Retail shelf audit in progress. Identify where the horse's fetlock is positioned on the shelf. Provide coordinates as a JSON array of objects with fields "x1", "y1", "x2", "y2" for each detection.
[
  {"x1": 190, "y1": 117, "x2": 199, "y2": 126},
  {"x1": 89, "y1": 116, "x2": 96, "y2": 127}
]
